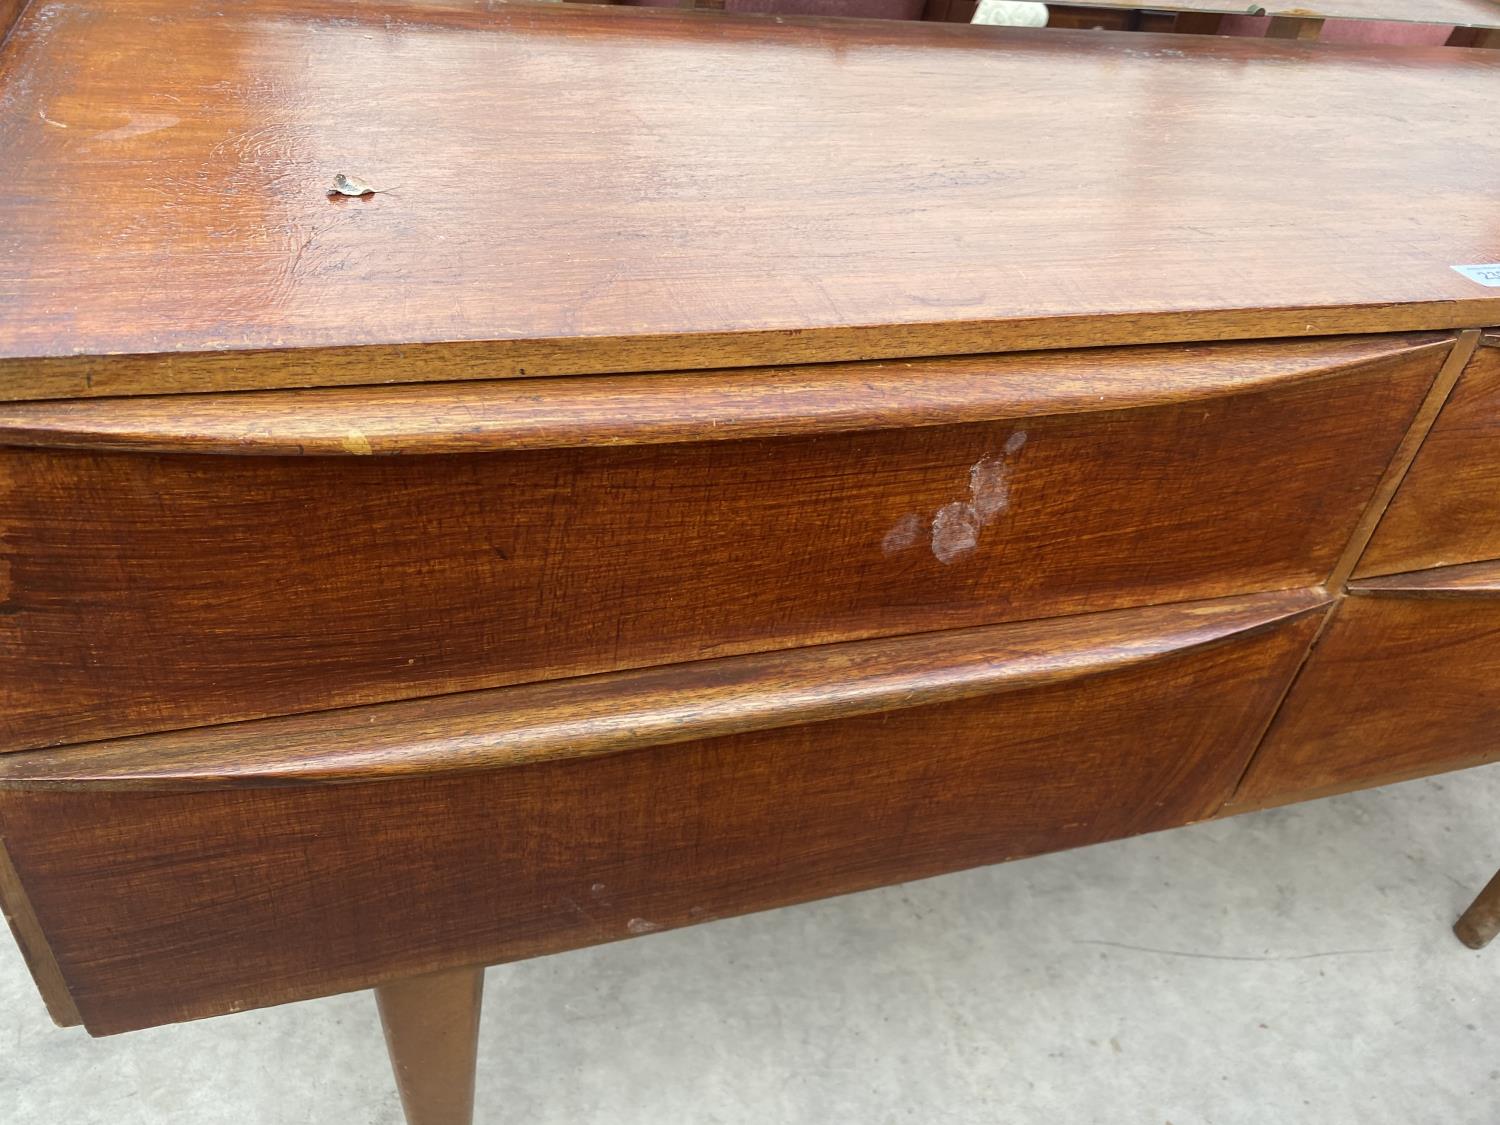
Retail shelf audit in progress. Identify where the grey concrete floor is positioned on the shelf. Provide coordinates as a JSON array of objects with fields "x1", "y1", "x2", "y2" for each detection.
[{"x1": 4, "y1": 765, "x2": 1499, "y2": 1125}]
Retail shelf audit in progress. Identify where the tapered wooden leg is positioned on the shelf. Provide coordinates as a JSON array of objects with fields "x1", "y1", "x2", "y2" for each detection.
[
  {"x1": 376, "y1": 966, "x2": 486, "y2": 1125},
  {"x1": 1455, "y1": 870, "x2": 1500, "y2": 950}
]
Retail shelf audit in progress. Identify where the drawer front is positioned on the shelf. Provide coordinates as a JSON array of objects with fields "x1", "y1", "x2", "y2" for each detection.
[
  {"x1": 0, "y1": 335, "x2": 1445, "y2": 751},
  {"x1": 0, "y1": 591, "x2": 1324, "y2": 1034},
  {"x1": 1357, "y1": 343, "x2": 1500, "y2": 577},
  {"x1": 1229, "y1": 565, "x2": 1500, "y2": 812}
]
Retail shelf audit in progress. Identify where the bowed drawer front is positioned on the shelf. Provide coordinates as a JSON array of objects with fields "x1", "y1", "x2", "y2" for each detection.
[
  {"x1": 1227, "y1": 338, "x2": 1500, "y2": 810},
  {"x1": 0, "y1": 333, "x2": 1451, "y2": 751},
  {"x1": 0, "y1": 591, "x2": 1325, "y2": 1034},
  {"x1": 1357, "y1": 342, "x2": 1500, "y2": 577},
  {"x1": 1230, "y1": 561, "x2": 1500, "y2": 811}
]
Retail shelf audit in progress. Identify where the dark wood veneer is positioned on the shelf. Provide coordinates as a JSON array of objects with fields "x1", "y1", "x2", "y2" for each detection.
[
  {"x1": 2, "y1": 3, "x2": 1498, "y2": 1117},
  {"x1": 0, "y1": 336, "x2": 1442, "y2": 753},
  {"x1": 1230, "y1": 571, "x2": 1500, "y2": 812},
  {"x1": 1358, "y1": 345, "x2": 1500, "y2": 577},
  {"x1": 0, "y1": 591, "x2": 1325, "y2": 1034}
]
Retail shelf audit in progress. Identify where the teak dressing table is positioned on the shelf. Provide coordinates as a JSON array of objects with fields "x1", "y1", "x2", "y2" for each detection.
[{"x1": 3, "y1": 2, "x2": 1500, "y2": 1121}]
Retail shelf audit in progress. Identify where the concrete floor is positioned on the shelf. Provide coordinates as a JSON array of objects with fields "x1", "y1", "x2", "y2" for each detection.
[{"x1": 4, "y1": 766, "x2": 1499, "y2": 1125}]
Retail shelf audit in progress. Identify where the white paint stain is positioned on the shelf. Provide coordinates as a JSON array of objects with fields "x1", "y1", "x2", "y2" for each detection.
[
  {"x1": 932, "y1": 430, "x2": 1028, "y2": 564},
  {"x1": 967, "y1": 453, "x2": 1013, "y2": 521},
  {"x1": 879, "y1": 429, "x2": 1029, "y2": 565},
  {"x1": 930, "y1": 501, "x2": 981, "y2": 564},
  {"x1": 626, "y1": 918, "x2": 661, "y2": 934},
  {"x1": 882, "y1": 512, "x2": 925, "y2": 555}
]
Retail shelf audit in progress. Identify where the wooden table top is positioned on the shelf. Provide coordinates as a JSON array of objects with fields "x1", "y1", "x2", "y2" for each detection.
[
  {"x1": 1074, "y1": 0, "x2": 1500, "y2": 29},
  {"x1": 2, "y1": 0, "x2": 1499, "y2": 398}
]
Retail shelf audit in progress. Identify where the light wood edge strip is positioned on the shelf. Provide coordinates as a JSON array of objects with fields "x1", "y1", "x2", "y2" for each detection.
[
  {"x1": 0, "y1": 590, "x2": 1330, "y2": 791},
  {"x1": 1, "y1": 304, "x2": 1496, "y2": 402},
  {"x1": 1325, "y1": 329, "x2": 1481, "y2": 591},
  {"x1": 0, "y1": 833, "x2": 82, "y2": 1026},
  {"x1": 1347, "y1": 557, "x2": 1500, "y2": 597},
  {"x1": 0, "y1": 336, "x2": 1452, "y2": 456}
]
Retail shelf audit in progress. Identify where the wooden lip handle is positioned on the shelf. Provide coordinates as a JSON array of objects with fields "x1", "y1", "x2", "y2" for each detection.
[
  {"x1": 0, "y1": 336, "x2": 1452, "y2": 456},
  {"x1": 0, "y1": 589, "x2": 1329, "y2": 791}
]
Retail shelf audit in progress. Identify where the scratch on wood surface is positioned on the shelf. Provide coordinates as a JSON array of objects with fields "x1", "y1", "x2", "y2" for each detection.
[
  {"x1": 92, "y1": 112, "x2": 179, "y2": 144},
  {"x1": 340, "y1": 429, "x2": 373, "y2": 455}
]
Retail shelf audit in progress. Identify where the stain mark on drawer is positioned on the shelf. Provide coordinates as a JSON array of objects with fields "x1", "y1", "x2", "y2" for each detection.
[
  {"x1": 931, "y1": 501, "x2": 983, "y2": 564},
  {"x1": 883, "y1": 431, "x2": 1028, "y2": 565},
  {"x1": 882, "y1": 513, "x2": 926, "y2": 555}
]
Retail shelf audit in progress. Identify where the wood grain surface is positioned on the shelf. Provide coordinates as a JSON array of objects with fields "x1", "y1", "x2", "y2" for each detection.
[
  {"x1": 1325, "y1": 329, "x2": 1478, "y2": 588},
  {"x1": 0, "y1": 334, "x2": 1439, "y2": 456},
  {"x1": 1228, "y1": 586, "x2": 1500, "y2": 812},
  {"x1": 0, "y1": 836, "x2": 79, "y2": 1026},
  {"x1": 0, "y1": 337, "x2": 1439, "y2": 752},
  {"x1": 1, "y1": 0, "x2": 1498, "y2": 398},
  {"x1": 0, "y1": 589, "x2": 1330, "y2": 789},
  {"x1": 1062, "y1": 0, "x2": 1500, "y2": 27},
  {"x1": 1348, "y1": 557, "x2": 1500, "y2": 596},
  {"x1": 0, "y1": 0, "x2": 29, "y2": 45},
  {"x1": 0, "y1": 591, "x2": 1325, "y2": 1034},
  {"x1": 1356, "y1": 344, "x2": 1500, "y2": 577},
  {"x1": 376, "y1": 967, "x2": 485, "y2": 1125}
]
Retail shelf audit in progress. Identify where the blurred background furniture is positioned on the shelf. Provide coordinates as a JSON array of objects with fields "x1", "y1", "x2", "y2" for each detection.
[
  {"x1": 1041, "y1": 1, "x2": 1500, "y2": 46},
  {"x1": 570, "y1": 0, "x2": 1500, "y2": 47}
]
